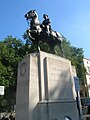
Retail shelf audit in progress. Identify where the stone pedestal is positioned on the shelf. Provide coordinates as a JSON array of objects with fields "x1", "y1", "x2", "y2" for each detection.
[{"x1": 16, "y1": 51, "x2": 79, "y2": 120}]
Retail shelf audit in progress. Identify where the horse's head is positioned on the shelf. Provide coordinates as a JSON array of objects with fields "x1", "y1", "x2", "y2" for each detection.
[{"x1": 25, "y1": 10, "x2": 37, "y2": 20}]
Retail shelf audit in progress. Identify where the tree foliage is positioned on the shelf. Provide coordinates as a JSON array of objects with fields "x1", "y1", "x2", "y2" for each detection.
[
  {"x1": 23, "y1": 33, "x2": 86, "y2": 85},
  {"x1": 0, "y1": 34, "x2": 86, "y2": 111},
  {"x1": 0, "y1": 36, "x2": 25, "y2": 111},
  {"x1": 62, "y1": 38, "x2": 86, "y2": 85}
]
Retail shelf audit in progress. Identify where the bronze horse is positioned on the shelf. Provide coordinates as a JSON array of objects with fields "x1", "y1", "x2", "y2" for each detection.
[{"x1": 25, "y1": 10, "x2": 64, "y2": 57}]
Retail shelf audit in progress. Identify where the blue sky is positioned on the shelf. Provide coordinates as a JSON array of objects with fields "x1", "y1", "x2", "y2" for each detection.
[{"x1": 0, "y1": 0, "x2": 90, "y2": 58}]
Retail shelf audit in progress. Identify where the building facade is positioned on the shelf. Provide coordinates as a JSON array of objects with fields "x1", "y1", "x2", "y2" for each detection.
[{"x1": 83, "y1": 58, "x2": 90, "y2": 97}]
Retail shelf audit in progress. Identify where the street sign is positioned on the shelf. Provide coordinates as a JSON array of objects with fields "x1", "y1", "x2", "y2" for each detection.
[
  {"x1": 0, "y1": 86, "x2": 4, "y2": 95},
  {"x1": 74, "y1": 77, "x2": 80, "y2": 91}
]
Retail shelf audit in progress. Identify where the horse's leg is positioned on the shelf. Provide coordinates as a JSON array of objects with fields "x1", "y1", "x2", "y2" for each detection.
[
  {"x1": 56, "y1": 40, "x2": 64, "y2": 57},
  {"x1": 59, "y1": 44, "x2": 64, "y2": 57},
  {"x1": 50, "y1": 43, "x2": 56, "y2": 54},
  {"x1": 36, "y1": 40, "x2": 41, "y2": 52}
]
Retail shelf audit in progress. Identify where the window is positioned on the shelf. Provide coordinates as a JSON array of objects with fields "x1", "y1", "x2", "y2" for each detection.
[{"x1": 87, "y1": 67, "x2": 90, "y2": 73}]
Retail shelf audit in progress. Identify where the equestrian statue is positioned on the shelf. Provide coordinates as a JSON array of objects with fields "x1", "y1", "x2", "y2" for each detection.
[{"x1": 24, "y1": 10, "x2": 64, "y2": 57}]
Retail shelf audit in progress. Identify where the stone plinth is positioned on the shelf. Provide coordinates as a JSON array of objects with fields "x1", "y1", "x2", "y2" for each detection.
[{"x1": 16, "y1": 51, "x2": 79, "y2": 120}]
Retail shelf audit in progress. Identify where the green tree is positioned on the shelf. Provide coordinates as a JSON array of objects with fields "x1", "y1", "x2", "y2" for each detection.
[
  {"x1": 0, "y1": 33, "x2": 86, "y2": 111},
  {"x1": 0, "y1": 36, "x2": 25, "y2": 111},
  {"x1": 62, "y1": 38, "x2": 86, "y2": 92},
  {"x1": 23, "y1": 32, "x2": 86, "y2": 85},
  {"x1": 24, "y1": 32, "x2": 86, "y2": 84},
  {"x1": 70, "y1": 47, "x2": 86, "y2": 84}
]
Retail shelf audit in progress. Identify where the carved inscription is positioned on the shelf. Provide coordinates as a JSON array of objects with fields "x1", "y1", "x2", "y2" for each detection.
[
  {"x1": 47, "y1": 57, "x2": 70, "y2": 82},
  {"x1": 45, "y1": 57, "x2": 73, "y2": 100}
]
